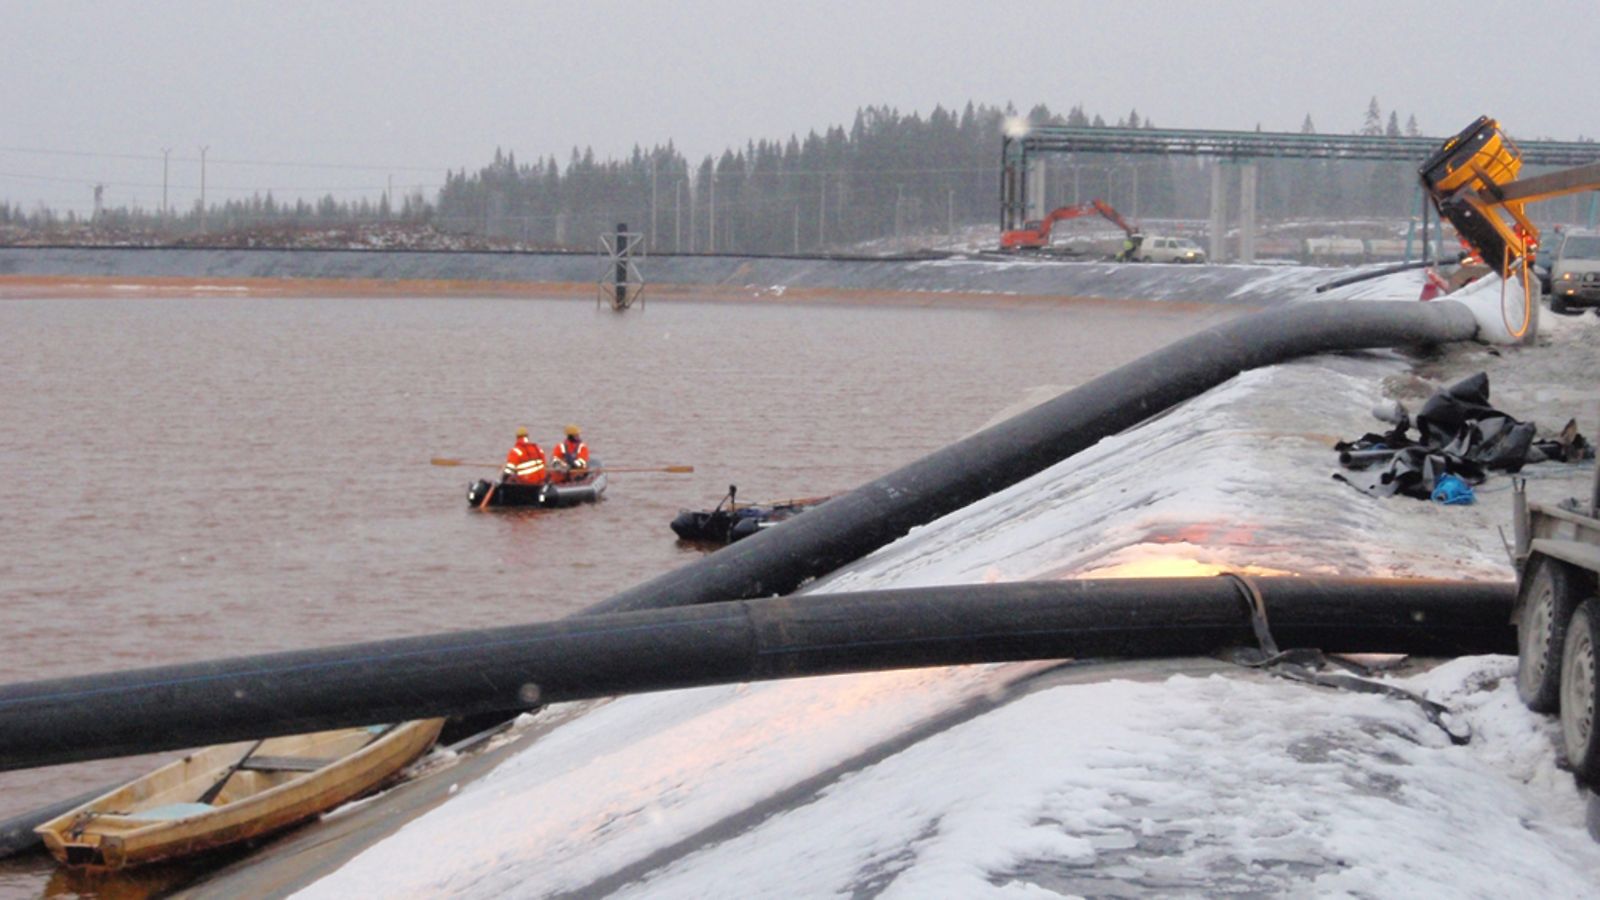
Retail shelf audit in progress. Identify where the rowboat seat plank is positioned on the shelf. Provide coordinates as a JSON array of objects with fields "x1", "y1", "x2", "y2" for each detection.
[
  {"x1": 123, "y1": 802, "x2": 215, "y2": 821},
  {"x1": 238, "y1": 755, "x2": 337, "y2": 773}
]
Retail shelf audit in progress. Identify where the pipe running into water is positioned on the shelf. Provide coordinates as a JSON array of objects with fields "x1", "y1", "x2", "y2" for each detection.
[
  {"x1": 0, "y1": 299, "x2": 1487, "y2": 850},
  {"x1": 593, "y1": 300, "x2": 1481, "y2": 614}
]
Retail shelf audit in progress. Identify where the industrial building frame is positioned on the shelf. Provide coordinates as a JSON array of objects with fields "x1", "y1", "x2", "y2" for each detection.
[{"x1": 1000, "y1": 125, "x2": 1600, "y2": 263}]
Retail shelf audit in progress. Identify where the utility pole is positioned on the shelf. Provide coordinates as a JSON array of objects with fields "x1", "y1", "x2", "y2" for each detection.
[
  {"x1": 199, "y1": 145, "x2": 209, "y2": 234},
  {"x1": 650, "y1": 158, "x2": 658, "y2": 251},
  {"x1": 793, "y1": 204, "x2": 799, "y2": 254},
  {"x1": 689, "y1": 181, "x2": 697, "y2": 253},
  {"x1": 161, "y1": 148, "x2": 171, "y2": 218},
  {"x1": 675, "y1": 179, "x2": 682, "y2": 253},
  {"x1": 708, "y1": 170, "x2": 716, "y2": 253},
  {"x1": 947, "y1": 187, "x2": 955, "y2": 242},
  {"x1": 819, "y1": 173, "x2": 826, "y2": 249},
  {"x1": 895, "y1": 184, "x2": 904, "y2": 239}
]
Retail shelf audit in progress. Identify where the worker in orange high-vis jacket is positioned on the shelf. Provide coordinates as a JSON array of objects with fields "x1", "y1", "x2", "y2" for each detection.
[
  {"x1": 547, "y1": 424, "x2": 590, "y2": 484},
  {"x1": 501, "y1": 427, "x2": 547, "y2": 485}
]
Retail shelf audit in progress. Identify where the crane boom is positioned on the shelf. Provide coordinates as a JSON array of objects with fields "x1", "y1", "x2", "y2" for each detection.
[{"x1": 1419, "y1": 116, "x2": 1600, "y2": 278}]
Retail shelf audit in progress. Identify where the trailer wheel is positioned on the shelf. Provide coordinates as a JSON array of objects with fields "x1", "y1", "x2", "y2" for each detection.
[
  {"x1": 1562, "y1": 601, "x2": 1600, "y2": 782},
  {"x1": 1518, "y1": 556, "x2": 1583, "y2": 712}
]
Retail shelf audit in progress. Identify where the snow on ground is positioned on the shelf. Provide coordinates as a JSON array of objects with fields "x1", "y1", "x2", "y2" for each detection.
[
  {"x1": 612, "y1": 658, "x2": 1600, "y2": 899},
  {"x1": 298, "y1": 273, "x2": 1600, "y2": 898}
]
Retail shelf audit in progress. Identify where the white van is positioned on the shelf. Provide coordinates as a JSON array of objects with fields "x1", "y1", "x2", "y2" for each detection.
[{"x1": 1137, "y1": 235, "x2": 1207, "y2": 264}]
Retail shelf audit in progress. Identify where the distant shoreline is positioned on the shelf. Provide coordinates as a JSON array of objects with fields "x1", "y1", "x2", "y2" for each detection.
[
  {"x1": 0, "y1": 245, "x2": 1326, "y2": 308},
  {"x1": 0, "y1": 274, "x2": 1211, "y2": 313}
]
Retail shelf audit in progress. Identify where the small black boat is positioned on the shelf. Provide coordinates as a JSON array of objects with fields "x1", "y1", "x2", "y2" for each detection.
[
  {"x1": 671, "y1": 486, "x2": 828, "y2": 543},
  {"x1": 467, "y1": 470, "x2": 607, "y2": 509}
]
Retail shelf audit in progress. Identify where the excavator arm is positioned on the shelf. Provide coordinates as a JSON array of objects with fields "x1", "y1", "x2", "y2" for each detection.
[
  {"x1": 1000, "y1": 199, "x2": 1137, "y2": 251},
  {"x1": 1090, "y1": 199, "x2": 1136, "y2": 237}
]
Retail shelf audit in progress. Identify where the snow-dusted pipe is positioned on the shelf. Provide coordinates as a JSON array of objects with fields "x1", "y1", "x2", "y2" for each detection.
[
  {"x1": 0, "y1": 576, "x2": 1511, "y2": 772},
  {"x1": 594, "y1": 300, "x2": 1482, "y2": 614}
]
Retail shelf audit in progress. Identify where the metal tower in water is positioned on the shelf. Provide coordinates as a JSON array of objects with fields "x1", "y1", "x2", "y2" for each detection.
[{"x1": 597, "y1": 222, "x2": 645, "y2": 311}]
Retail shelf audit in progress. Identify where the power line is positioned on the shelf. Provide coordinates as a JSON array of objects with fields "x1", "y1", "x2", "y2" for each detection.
[
  {"x1": 0, "y1": 144, "x2": 445, "y2": 173},
  {"x1": 0, "y1": 144, "x2": 1023, "y2": 180},
  {"x1": 0, "y1": 169, "x2": 442, "y2": 195}
]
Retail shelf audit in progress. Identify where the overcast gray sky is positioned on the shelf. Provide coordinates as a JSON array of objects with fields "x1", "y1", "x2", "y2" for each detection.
[{"x1": 7, "y1": 0, "x2": 1597, "y2": 215}]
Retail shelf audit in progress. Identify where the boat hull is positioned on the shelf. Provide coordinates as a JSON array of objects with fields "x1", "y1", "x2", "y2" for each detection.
[
  {"x1": 671, "y1": 501, "x2": 816, "y2": 544},
  {"x1": 35, "y1": 719, "x2": 444, "y2": 870},
  {"x1": 467, "y1": 472, "x2": 607, "y2": 509}
]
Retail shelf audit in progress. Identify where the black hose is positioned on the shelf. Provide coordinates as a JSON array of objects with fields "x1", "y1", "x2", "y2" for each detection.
[
  {"x1": 1314, "y1": 256, "x2": 1466, "y2": 293},
  {"x1": 0, "y1": 576, "x2": 1512, "y2": 773},
  {"x1": 592, "y1": 300, "x2": 1481, "y2": 614},
  {"x1": 0, "y1": 782, "x2": 119, "y2": 860}
]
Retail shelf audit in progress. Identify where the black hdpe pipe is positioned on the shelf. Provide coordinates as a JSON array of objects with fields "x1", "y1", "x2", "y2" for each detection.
[
  {"x1": 1313, "y1": 254, "x2": 1469, "y2": 294},
  {"x1": 0, "y1": 783, "x2": 119, "y2": 859},
  {"x1": 0, "y1": 300, "x2": 1485, "y2": 851},
  {"x1": 0, "y1": 576, "x2": 1512, "y2": 773},
  {"x1": 591, "y1": 300, "x2": 1481, "y2": 615}
]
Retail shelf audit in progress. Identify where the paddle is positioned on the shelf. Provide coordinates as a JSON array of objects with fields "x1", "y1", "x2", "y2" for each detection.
[
  {"x1": 735, "y1": 494, "x2": 834, "y2": 509},
  {"x1": 578, "y1": 465, "x2": 695, "y2": 474},
  {"x1": 432, "y1": 458, "x2": 506, "y2": 468},
  {"x1": 476, "y1": 482, "x2": 498, "y2": 510},
  {"x1": 432, "y1": 458, "x2": 693, "y2": 474}
]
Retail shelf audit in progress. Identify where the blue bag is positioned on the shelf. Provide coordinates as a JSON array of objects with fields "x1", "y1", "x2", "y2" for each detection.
[{"x1": 1430, "y1": 473, "x2": 1475, "y2": 505}]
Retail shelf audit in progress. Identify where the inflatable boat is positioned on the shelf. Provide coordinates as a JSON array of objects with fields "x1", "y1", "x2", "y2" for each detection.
[
  {"x1": 672, "y1": 490, "x2": 828, "y2": 543},
  {"x1": 467, "y1": 471, "x2": 607, "y2": 509}
]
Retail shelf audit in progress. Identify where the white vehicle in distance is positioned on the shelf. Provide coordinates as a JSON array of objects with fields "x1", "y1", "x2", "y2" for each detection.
[
  {"x1": 1136, "y1": 235, "x2": 1207, "y2": 264},
  {"x1": 1549, "y1": 230, "x2": 1600, "y2": 314}
]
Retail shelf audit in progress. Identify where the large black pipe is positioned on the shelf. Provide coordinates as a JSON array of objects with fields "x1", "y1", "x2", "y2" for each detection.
[
  {"x1": 0, "y1": 783, "x2": 118, "y2": 859},
  {"x1": 0, "y1": 576, "x2": 1512, "y2": 772},
  {"x1": 591, "y1": 300, "x2": 1481, "y2": 614}
]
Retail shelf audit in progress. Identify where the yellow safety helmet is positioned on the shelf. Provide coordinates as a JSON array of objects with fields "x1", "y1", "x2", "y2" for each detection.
[
  {"x1": 515, "y1": 427, "x2": 528, "y2": 438},
  {"x1": 564, "y1": 424, "x2": 581, "y2": 437}
]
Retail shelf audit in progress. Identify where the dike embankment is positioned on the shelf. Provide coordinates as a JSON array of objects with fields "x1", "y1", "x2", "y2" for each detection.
[{"x1": 0, "y1": 245, "x2": 1342, "y2": 307}]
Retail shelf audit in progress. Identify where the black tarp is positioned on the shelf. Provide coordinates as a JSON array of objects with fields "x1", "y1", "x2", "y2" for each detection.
[{"x1": 1335, "y1": 372, "x2": 1591, "y2": 499}]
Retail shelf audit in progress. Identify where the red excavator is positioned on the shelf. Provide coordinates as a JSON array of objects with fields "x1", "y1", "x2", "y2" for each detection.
[{"x1": 999, "y1": 199, "x2": 1139, "y2": 253}]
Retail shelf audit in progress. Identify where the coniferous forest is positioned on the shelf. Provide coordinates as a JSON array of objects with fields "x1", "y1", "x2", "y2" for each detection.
[{"x1": 4, "y1": 99, "x2": 1590, "y2": 253}]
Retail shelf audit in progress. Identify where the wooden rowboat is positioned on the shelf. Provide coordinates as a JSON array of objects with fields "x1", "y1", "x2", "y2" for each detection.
[{"x1": 35, "y1": 718, "x2": 444, "y2": 870}]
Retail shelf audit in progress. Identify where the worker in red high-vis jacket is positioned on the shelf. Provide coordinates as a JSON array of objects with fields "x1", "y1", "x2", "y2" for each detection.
[
  {"x1": 501, "y1": 427, "x2": 547, "y2": 485},
  {"x1": 548, "y1": 424, "x2": 590, "y2": 484}
]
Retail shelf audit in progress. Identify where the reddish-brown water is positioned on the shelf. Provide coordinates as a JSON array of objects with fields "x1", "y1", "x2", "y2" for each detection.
[{"x1": 0, "y1": 292, "x2": 1239, "y2": 896}]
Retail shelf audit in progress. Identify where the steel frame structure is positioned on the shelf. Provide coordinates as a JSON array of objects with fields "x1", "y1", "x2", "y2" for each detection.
[
  {"x1": 1001, "y1": 125, "x2": 1600, "y2": 231},
  {"x1": 597, "y1": 225, "x2": 646, "y2": 311}
]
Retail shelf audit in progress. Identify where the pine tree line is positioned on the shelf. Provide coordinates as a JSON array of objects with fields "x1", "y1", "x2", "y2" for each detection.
[{"x1": 10, "y1": 98, "x2": 1544, "y2": 251}]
